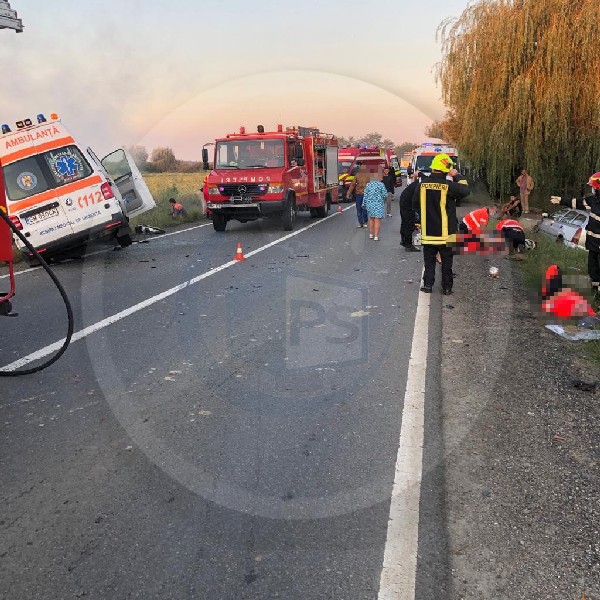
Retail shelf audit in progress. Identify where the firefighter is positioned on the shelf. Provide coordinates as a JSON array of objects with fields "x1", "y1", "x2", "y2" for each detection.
[
  {"x1": 551, "y1": 172, "x2": 600, "y2": 305},
  {"x1": 412, "y1": 154, "x2": 471, "y2": 294},
  {"x1": 459, "y1": 205, "x2": 498, "y2": 235},
  {"x1": 399, "y1": 171, "x2": 421, "y2": 252}
]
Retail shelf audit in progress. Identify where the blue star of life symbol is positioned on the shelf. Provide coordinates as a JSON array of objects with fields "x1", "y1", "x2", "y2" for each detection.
[{"x1": 55, "y1": 154, "x2": 79, "y2": 177}]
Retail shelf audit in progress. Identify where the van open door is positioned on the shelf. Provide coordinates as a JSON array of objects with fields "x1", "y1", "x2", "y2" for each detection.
[{"x1": 100, "y1": 148, "x2": 155, "y2": 218}]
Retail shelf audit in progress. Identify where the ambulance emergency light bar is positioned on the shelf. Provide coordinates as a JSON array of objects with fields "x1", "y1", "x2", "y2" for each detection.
[
  {"x1": 0, "y1": 1, "x2": 23, "y2": 32},
  {"x1": 1, "y1": 112, "x2": 59, "y2": 134}
]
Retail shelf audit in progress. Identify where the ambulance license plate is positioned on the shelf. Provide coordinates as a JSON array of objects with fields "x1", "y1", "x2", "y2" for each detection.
[{"x1": 25, "y1": 207, "x2": 60, "y2": 225}]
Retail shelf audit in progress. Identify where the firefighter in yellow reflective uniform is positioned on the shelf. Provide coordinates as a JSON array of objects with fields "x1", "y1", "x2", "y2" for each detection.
[{"x1": 412, "y1": 153, "x2": 471, "y2": 295}]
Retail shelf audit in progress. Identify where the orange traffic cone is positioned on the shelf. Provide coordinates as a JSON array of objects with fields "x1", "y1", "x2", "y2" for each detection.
[
  {"x1": 234, "y1": 242, "x2": 245, "y2": 262},
  {"x1": 337, "y1": 201, "x2": 343, "y2": 213}
]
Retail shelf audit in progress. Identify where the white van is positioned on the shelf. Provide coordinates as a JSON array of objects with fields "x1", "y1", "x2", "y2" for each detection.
[{"x1": 0, "y1": 112, "x2": 155, "y2": 260}]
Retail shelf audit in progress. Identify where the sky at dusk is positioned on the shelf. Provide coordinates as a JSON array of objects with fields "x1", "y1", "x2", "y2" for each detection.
[{"x1": 1, "y1": 0, "x2": 471, "y2": 160}]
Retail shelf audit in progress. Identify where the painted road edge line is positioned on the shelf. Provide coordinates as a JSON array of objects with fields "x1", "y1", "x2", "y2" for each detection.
[
  {"x1": 0, "y1": 206, "x2": 353, "y2": 372},
  {"x1": 377, "y1": 286, "x2": 431, "y2": 600}
]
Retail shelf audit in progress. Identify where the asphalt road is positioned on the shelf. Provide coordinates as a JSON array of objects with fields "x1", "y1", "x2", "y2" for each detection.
[{"x1": 0, "y1": 196, "x2": 448, "y2": 600}]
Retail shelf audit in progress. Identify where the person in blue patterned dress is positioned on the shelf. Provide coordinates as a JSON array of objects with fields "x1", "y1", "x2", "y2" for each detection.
[{"x1": 362, "y1": 172, "x2": 387, "y2": 240}]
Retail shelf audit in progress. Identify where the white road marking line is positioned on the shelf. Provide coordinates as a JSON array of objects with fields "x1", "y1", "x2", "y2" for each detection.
[
  {"x1": 0, "y1": 223, "x2": 212, "y2": 281},
  {"x1": 378, "y1": 286, "x2": 431, "y2": 600},
  {"x1": 0, "y1": 208, "x2": 352, "y2": 372}
]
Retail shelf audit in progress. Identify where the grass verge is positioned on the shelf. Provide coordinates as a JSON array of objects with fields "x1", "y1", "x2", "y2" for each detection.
[
  {"x1": 518, "y1": 233, "x2": 600, "y2": 364},
  {"x1": 135, "y1": 171, "x2": 209, "y2": 229}
]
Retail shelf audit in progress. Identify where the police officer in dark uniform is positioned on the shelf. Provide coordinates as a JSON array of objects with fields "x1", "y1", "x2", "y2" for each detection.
[{"x1": 399, "y1": 171, "x2": 422, "y2": 252}]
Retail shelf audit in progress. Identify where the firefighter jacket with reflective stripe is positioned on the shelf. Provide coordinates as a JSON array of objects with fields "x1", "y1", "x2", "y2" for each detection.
[
  {"x1": 559, "y1": 193, "x2": 600, "y2": 253},
  {"x1": 495, "y1": 219, "x2": 523, "y2": 232},
  {"x1": 462, "y1": 207, "x2": 489, "y2": 234},
  {"x1": 411, "y1": 173, "x2": 471, "y2": 245}
]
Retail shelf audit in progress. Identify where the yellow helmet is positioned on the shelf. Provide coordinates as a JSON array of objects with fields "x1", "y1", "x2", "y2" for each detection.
[{"x1": 430, "y1": 153, "x2": 454, "y2": 173}]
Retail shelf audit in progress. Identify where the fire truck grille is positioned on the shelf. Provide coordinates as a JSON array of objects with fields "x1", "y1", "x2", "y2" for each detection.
[{"x1": 219, "y1": 183, "x2": 265, "y2": 197}]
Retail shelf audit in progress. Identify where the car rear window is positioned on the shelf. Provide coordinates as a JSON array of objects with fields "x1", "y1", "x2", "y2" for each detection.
[
  {"x1": 560, "y1": 210, "x2": 581, "y2": 223},
  {"x1": 569, "y1": 214, "x2": 587, "y2": 226}
]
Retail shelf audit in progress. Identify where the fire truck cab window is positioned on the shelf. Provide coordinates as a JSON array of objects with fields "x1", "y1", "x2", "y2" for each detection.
[{"x1": 215, "y1": 140, "x2": 285, "y2": 169}]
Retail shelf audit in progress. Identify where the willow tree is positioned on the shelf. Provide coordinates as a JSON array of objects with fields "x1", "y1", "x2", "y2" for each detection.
[{"x1": 437, "y1": 0, "x2": 600, "y2": 200}]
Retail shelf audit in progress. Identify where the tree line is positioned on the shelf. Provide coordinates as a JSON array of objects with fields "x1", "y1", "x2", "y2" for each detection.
[
  {"x1": 127, "y1": 146, "x2": 202, "y2": 173},
  {"x1": 436, "y1": 0, "x2": 600, "y2": 200},
  {"x1": 128, "y1": 133, "x2": 438, "y2": 174}
]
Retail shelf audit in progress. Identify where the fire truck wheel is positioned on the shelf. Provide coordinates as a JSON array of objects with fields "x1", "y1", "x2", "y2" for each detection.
[
  {"x1": 282, "y1": 196, "x2": 296, "y2": 231},
  {"x1": 309, "y1": 208, "x2": 319, "y2": 218},
  {"x1": 212, "y1": 213, "x2": 227, "y2": 232},
  {"x1": 316, "y1": 195, "x2": 331, "y2": 218}
]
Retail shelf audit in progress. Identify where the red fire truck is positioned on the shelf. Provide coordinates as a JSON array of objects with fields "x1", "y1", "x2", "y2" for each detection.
[{"x1": 202, "y1": 125, "x2": 339, "y2": 232}]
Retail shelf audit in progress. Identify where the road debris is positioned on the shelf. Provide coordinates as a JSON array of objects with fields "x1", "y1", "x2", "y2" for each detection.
[
  {"x1": 572, "y1": 379, "x2": 597, "y2": 393},
  {"x1": 545, "y1": 324, "x2": 600, "y2": 341}
]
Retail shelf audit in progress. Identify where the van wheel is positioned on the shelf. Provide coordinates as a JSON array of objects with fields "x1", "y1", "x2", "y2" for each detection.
[
  {"x1": 282, "y1": 196, "x2": 296, "y2": 231},
  {"x1": 213, "y1": 214, "x2": 227, "y2": 232},
  {"x1": 117, "y1": 233, "x2": 133, "y2": 248}
]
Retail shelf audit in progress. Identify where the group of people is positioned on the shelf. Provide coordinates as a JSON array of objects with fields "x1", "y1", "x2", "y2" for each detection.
[{"x1": 348, "y1": 154, "x2": 599, "y2": 305}]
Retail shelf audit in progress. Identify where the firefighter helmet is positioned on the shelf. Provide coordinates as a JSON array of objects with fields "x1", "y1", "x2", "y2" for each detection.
[
  {"x1": 430, "y1": 153, "x2": 454, "y2": 173},
  {"x1": 588, "y1": 172, "x2": 600, "y2": 190}
]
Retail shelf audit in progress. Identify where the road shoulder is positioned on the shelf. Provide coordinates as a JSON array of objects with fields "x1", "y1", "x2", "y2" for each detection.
[{"x1": 441, "y1": 249, "x2": 599, "y2": 599}]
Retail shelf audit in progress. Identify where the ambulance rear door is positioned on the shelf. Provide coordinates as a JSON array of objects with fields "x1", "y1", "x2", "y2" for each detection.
[{"x1": 100, "y1": 148, "x2": 155, "y2": 218}]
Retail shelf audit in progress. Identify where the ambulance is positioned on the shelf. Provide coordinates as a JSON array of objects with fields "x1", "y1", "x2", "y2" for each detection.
[
  {"x1": 0, "y1": 112, "x2": 155, "y2": 261},
  {"x1": 408, "y1": 142, "x2": 460, "y2": 177}
]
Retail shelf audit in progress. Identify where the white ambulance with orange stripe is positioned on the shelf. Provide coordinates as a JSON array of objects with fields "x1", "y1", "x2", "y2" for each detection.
[{"x1": 0, "y1": 112, "x2": 155, "y2": 260}]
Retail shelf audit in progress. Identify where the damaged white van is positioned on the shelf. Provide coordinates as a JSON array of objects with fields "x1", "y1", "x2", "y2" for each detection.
[{"x1": 0, "y1": 112, "x2": 155, "y2": 260}]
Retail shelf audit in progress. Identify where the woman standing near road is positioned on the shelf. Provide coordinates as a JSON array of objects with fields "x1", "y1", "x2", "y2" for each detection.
[{"x1": 363, "y1": 172, "x2": 387, "y2": 241}]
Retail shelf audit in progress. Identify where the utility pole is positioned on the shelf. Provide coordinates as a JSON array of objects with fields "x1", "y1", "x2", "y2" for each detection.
[{"x1": 0, "y1": 1, "x2": 22, "y2": 33}]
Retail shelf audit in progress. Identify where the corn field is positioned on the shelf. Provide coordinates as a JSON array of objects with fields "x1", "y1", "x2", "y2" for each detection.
[{"x1": 437, "y1": 0, "x2": 600, "y2": 201}]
